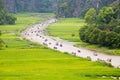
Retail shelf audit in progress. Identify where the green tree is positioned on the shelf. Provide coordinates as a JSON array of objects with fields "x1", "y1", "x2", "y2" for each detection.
[
  {"x1": 6, "y1": 14, "x2": 16, "y2": 24},
  {"x1": 84, "y1": 8, "x2": 96, "y2": 25},
  {"x1": 56, "y1": 0, "x2": 74, "y2": 17},
  {"x1": 0, "y1": 0, "x2": 16, "y2": 25},
  {"x1": 80, "y1": 3, "x2": 120, "y2": 48},
  {"x1": 89, "y1": 28, "x2": 100, "y2": 44},
  {"x1": 112, "y1": 2, "x2": 120, "y2": 19},
  {"x1": 98, "y1": 7, "x2": 115, "y2": 24},
  {"x1": 97, "y1": 31, "x2": 106, "y2": 45},
  {"x1": 113, "y1": 26, "x2": 120, "y2": 34},
  {"x1": 105, "y1": 31, "x2": 120, "y2": 48},
  {"x1": 0, "y1": 0, "x2": 6, "y2": 24}
]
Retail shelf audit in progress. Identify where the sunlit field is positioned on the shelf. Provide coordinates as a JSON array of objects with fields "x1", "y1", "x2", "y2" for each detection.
[
  {"x1": 0, "y1": 13, "x2": 120, "y2": 80},
  {"x1": 47, "y1": 18, "x2": 85, "y2": 42},
  {"x1": 0, "y1": 48, "x2": 120, "y2": 80},
  {"x1": 47, "y1": 18, "x2": 120, "y2": 55}
]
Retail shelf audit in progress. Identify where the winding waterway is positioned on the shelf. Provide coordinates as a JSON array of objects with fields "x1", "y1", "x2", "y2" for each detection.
[{"x1": 21, "y1": 19, "x2": 120, "y2": 68}]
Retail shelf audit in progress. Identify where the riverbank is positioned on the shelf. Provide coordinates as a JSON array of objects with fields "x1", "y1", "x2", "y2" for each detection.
[
  {"x1": 22, "y1": 18, "x2": 120, "y2": 68},
  {"x1": 47, "y1": 18, "x2": 120, "y2": 56}
]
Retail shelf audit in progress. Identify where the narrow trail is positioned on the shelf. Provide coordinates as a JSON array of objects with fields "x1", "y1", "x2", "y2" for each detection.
[{"x1": 21, "y1": 18, "x2": 120, "y2": 68}]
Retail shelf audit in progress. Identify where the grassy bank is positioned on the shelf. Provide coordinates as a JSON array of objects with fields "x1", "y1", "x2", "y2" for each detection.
[
  {"x1": 0, "y1": 13, "x2": 120, "y2": 80},
  {"x1": 47, "y1": 18, "x2": 120, "y2": 55}
]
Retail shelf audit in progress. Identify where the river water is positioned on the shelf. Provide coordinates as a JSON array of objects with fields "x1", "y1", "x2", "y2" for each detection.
[{"x1": 21, "y1": 19, "x2": 120, "y2": 68}]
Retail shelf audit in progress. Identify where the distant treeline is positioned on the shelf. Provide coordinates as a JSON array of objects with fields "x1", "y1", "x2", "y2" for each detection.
[
  {"x1": 1, "y1": 0, "x2": 118, "y2": 18},
  {"x1": 79, "y1": 2, "x2": 120, "y2": 48},
  {"x1": 56, "y1": 0, "x2": 116, "y2": 18},
  {"x1": 1, "y1": 0, "x2": 55, "y2": 13},
  {"x1": 0, "y1": 0, "x2": 16, "y2": 25}
]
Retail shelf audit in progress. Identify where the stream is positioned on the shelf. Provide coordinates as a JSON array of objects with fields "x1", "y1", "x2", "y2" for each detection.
[{"x1": 21, "y1": 18, "x2": 120, "y2": 68}]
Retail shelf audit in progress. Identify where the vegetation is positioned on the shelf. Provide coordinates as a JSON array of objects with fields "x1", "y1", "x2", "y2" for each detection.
[
  {"x1": 47, "y1": 18, "x2": 85, "y2": 42},
  {"x1": 1, "y1": 0, "x2": 54, "y2": 13},
  {"x1": 0, "y1": 13, "x2": 120, "y2": 80},
  {"x1": 0, "y1": 0, "x2": 16, "y2": 25},
  {"x1": 1, "y1": 0, "x2": 117, "y2": 17},
  {"x1": 0, "y1": 0, "x2": 119, "y2": 79},
  {"x1": 1, "y1": 48, "x2": 120, "y2": 80},
  {"x1": 0, "y1": 13, "x2": 45, "y2": 49},
  {"x1": 56, "y1": 0, "x2": 115, "y2": 18},
  {"x1": 0, "y1": 30, "x2": 3, "y2": 49},
  {"x1": 56, "y1": 0, "x2": 74, "y2": 17},
  {"x1": 80, "y1": 3, "x2": 120, "y2": 48},
  {"x1": 84, "y1": 8, "x2": 96, "y2": 25},
  {"x1": 47, "y1": 18, "x2": 120, "y2": 55}
]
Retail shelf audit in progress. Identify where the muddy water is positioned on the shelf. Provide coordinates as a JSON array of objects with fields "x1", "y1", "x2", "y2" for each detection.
[{"x1": 21, "y1": 19, "x2": 120, "y2": 68}]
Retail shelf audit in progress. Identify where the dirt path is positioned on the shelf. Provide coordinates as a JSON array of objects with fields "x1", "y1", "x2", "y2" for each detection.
[{"x1": 21, "y1": 18, "x2": 120, "y2": 68}]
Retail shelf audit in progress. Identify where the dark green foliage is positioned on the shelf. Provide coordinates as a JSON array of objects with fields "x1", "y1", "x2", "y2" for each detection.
[
  {"x1": 0, "y1": 31, "x2": 3, "y2": 49},
  {"x1": 0, "y1": 39, "x2": 2, "y2": 49},
  {"x1": 113, "y1": 26, "x2": 120, "y2": 33},
  {"x1": 0, "y1": 31, "x2": 1, "y2": 36},
  {"x1": 79, "y1": 26, "x2": 120, "y2": 48},
  {"x1": 84, "y1": 8, "x2": 96, "y2": 25},
  {"x1": 97, "y1": 7, "x2": 115, "y2": 24},
  {"x1": 56, "y1": 0, "x2": 115, "y2": 18},
  {"x1": 0, "y1": 29, "x2": 1, "y2": 49},
  {"x1": 71, "y1": 33, "x2": 75, "y2": 37},
  {"x1": 5, "y1": 14, "x2": 16, "y2": 24},
  {"x1": 1, "y1": 0, "x2": 117, "y2": 17},
  {"x1": 80, "y1": 3, "x2": 120, "y2": 48},
  {"x1": 0, "y1": 0, "x2": 16, "y2": 25},
  {"x1": 35, "y1": 0, "x2": 53, "y2": 13},
  {"x1": 111, "y1": 1, "x2": 120, "y2": 19},
  {"x1": 56, "y1": 0, "x2": 75, "y2": 17},
  {"x1": 2, "y1": 0, "x2": 54, "y2": 13}
]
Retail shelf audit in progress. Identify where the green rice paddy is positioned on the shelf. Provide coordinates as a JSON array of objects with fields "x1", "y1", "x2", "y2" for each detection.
[{"x1": 0, "y1": 13, "x2": 120, "y2": 80}]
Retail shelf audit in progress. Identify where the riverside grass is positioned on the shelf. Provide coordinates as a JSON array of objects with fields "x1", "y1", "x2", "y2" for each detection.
[
  {"x1": 47, "y1": 18, "x2": 120, "y2": 55},
  {"x1": 0, "y1": 13, "x2": 120, "y2": 80}
]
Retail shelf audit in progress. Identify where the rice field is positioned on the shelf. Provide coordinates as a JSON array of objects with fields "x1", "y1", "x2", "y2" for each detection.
[{"x1": 0, "y1": 13, "x2": 120, "y2": 80}]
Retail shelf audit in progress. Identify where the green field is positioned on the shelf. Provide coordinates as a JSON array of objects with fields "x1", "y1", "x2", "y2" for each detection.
[
  {"x1": 47, "y1": 18, "x2": 85, "y2": 42},
  {"x1": 0, "y1": 13, "x2": 120, "y2": 80},
  {"x1": 47, "y1": 18, "x2": 120, "y2": 55},
  {"x1": 1, "y1": 49, "x2": 120, "y2": 80}
]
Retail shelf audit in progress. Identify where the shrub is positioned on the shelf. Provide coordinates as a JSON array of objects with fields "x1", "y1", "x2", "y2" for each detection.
[
  {"x1": 6, "y1": 14, "x2": 17, "y2": 25},
  {"x1": 79, "y1": 26, "x2": 120, "y2": 48},
  {"x1": 79, "y1": 6, "x2": 120, "y2": 48}
]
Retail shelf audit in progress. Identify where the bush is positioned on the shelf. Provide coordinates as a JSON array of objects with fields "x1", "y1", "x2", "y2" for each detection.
[
  {"x1": 0, "y1": 38, "x2": 3, "y2": 49},
  {"x1": 0, "y1": 14, "x2": 16, "y2": 25},
  {"x1": 6, "y1": 14, "x2": 17, "y2": 24},
  {"x1": 80, "y1": 6, "x2": 120, "y2": 48},
  {"x1": 113, "y1": 26, "x2": 120, "y2": 33},
  {"x1": 79, "y1": 26, "x2": 120, "y2": 48},
  {"x1": 0, "y1": 1, "x2": 16, "y2": 25}
]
